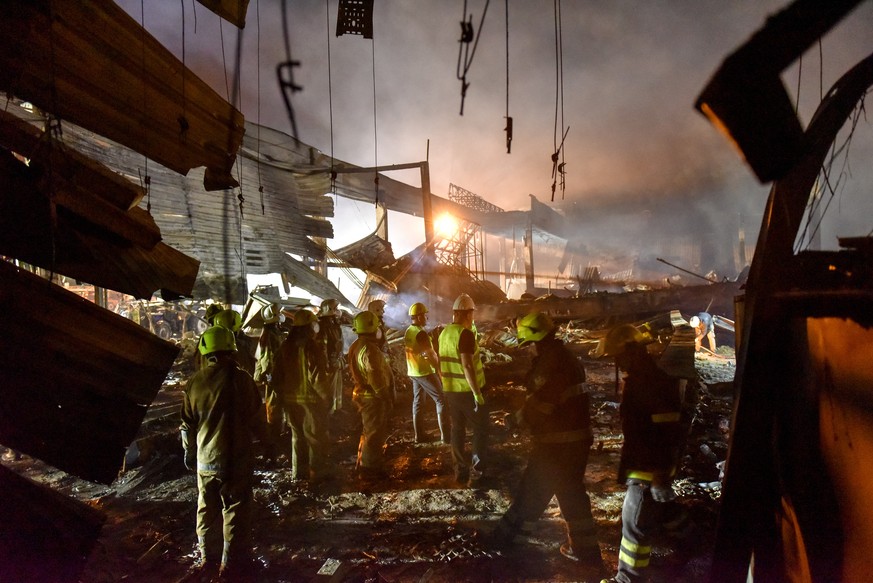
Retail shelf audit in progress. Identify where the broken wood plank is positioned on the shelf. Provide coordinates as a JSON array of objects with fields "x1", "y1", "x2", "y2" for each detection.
[
  {"x1": 0, "y1": 261, "x2": 179, "y2": 484},
  {"x1": 196, "y1": 0, "x2": 250, "y2": 28}
]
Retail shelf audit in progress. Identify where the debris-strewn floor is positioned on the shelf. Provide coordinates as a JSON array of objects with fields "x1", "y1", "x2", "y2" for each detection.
[{"x1": 4, "y1": 345, "x2": 735, "y2": 583}]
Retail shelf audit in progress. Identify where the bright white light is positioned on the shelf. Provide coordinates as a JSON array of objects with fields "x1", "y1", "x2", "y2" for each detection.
[{"x1": 435, "y1": 213, "x2": 459, "y2": 239}]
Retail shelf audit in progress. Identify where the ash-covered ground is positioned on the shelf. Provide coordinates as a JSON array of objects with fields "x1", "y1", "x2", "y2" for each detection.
[{"x1": 5, "y1": 335, "x2": 736, "y2": 583}]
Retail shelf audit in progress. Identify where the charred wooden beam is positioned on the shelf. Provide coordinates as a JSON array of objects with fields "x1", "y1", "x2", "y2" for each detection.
[{"x1": 196, "y1": 0, "x2": 250, "y2": 28}]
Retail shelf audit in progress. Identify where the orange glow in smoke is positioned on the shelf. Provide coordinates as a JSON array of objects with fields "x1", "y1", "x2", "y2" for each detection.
[{"x1": 435, "y1": 213, "x2": 459, "y2": 239}]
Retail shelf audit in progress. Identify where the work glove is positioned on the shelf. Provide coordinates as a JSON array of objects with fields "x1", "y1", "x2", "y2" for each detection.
[
  {"x1": 473, "y1": 391, "x2": 485, "y2": 412},
  {"x1": 650, "y1": 483, "x2": 676, "y2": 503}
]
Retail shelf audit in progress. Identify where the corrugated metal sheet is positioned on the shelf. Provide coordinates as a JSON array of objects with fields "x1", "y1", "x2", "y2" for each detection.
[{"x1": 0, "y1": 0, "x2": 244, "y2": 190}]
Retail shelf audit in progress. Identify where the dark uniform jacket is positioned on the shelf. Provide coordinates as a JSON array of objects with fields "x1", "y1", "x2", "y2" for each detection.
[
  {"x1": 181, "y1": 358, "x2": 263, "y2": 476},
  {"x1": 618, "y1": 353, "x2": 686, "y2": 483},
  {"x1": 520, "y1": 336, "x2": 591, "y2": 444},
  {"x1": 272, "y1": 329, "x2": 320, "y2": 404}
]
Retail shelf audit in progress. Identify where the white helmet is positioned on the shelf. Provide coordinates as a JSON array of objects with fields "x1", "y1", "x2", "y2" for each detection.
[{"x1": 453, "y1": 293, "x2": 476, "y2": 311}]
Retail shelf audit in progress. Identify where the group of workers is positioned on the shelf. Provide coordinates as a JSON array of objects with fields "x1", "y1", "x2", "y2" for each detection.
[{"x1": 180, "y1": 294, "x2": 699, "y2": 583}]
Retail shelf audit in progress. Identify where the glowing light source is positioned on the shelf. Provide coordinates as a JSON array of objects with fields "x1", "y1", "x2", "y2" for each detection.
[{"x1": 435, "y1": 213, "x2": 459, "y2": 239}]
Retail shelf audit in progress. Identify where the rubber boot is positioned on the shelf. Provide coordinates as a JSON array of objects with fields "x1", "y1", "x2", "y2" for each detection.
[
  {"x1": 412, "y1": 413, "x2": 423, "y2": 443},
  {"x1": 437, "y1": 410, "x2": 449, "y2": 444}
]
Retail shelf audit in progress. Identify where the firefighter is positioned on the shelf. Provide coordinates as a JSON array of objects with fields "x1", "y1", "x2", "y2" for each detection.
[
  {"x1": 491, "y1": 311, "x2": 604, "y2": 572},
  {"x1": 367, "y1": 299, "x2": 389, "y2": 351},
  {"x1": 179, "y1": 326, "x2": 266, "y2": 581},
  {"x1": 214, "y1": 308, "x2": 256, "y2": 376},
  {"x1": 255, "y1": 303, "x2": 286, "y2": 449},
  {"x1": 404, "y1": 302, "x2": 448, "y2": 443},
  {"x1": 348, "y1": 310, "x2": 395, "y2": 478},
  {"x1": 596, "y1": 324, "x2": 689, "y2": 583},
  {"x1": 272, "y1": 309, "x2": 331, "y2": 483},
  {"x1": 316, "y1": 298, "x2": 345, "y2": 414},
  {"x1": 438, "y1": 293, "x2": 488, "y2": 485}
]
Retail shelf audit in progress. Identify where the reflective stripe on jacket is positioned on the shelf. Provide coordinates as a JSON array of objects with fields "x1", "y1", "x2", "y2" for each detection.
[
  {"x1": 405, "y1": 325, "x2": 436, "y2": 377},
  {"x1": 438, "y1": 323, "x2": 484, "y2": 393}
]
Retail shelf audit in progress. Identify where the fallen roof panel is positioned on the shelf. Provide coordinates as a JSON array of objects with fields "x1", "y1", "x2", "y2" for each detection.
[
  {"x1": 0, "y1": 262, "x2": 180, "y2": 484},
  {"x1": 0, "y1": 0, "x2": 244, "y2": 190}
]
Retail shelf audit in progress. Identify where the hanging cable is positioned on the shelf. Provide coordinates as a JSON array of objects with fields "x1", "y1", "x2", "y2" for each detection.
[
  {"x1": 326, "y1": 0, "x2": 337, "y2": 193},
  {"x1": 139, "y1": 0, "x2": 152, "y2": 215},
  {"x1": 256, "y1": 0, "x2": 265, "y2": 215},
  {"x1": 456, "y1": 0, "x2": 491, "y2": 116},
  {"x1": 372, "y1": 33, "x2": 380, "y2": 205},
  {"x1": 278, "y1": 0, "x2": 302, "y2": 143},
  {"x1": 504, "y1": 0, "x2": 512, "y2": 153},
  {"x1": 550, "y1": 0, "x2": 568, "y2": 201}
]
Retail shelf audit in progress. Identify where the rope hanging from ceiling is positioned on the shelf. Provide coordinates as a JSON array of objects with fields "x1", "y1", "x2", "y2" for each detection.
[
  {"x1": 278, "y1": 0, "x2": 303, "y2": 145},
  {"x1": 504, "y1": 0, "x2": 512, "y2": 153}
]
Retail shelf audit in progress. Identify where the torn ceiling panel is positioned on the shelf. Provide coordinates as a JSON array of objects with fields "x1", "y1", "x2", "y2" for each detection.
[
  {"x1": 0, "y1": 110, "x2": 200, "y2": 299},
  {"x1": 49, "y1": 118, "x2": 335, "y2": 303},
  {"x1": 0, "y1": 262, "x2": 180, "y2": 485},
  {"x1": 333, "y1": 231, "x2": 396, "y2": 271},
  {"x1": 196, "y1": 0, "x2": 251, "y2": 28},
  {"x1": 0, "y1": 0, "x2": 244, "y2": 190},
  {"x1": 281, "y1": 254, "x2": 352, "y2": 307}
]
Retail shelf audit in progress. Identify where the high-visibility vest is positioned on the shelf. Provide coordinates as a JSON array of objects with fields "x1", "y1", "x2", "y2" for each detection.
[
  {"x1": 438, "y1": 323, "x2": 485, "y2": 393},
  {"x1": 405, "y1": 325, "x2": 436, "y2": 377}
]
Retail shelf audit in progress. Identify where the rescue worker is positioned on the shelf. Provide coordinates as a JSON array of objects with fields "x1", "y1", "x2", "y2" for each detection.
[
  {"x1": 348, "y1": 310, "x2": 395, "y2": 478},
  {"x1": 491, "y1": 312, "x2": 604, "y2": 572},
  {"x1": 367, "y1": 299, "x2": 389, "y2": 351},
  {"x1": 214, "y1": 308, "x2": 256, "y2": 376},
  {"x1": 316, "y1": 298, "x2": 345, "y2": 413},
  {"x1": 404, "y1": 302, "x2": 448, "y2": 443},
  {"x1": 272, "y1": 309, "x2": 331, "y2": 482},
  {"x1": 255, "y1": 303, "x2": 286, "y2": 448},
  {"x1": 597, "y1": 324, "x2": 689, "y2": 583},
  {"x1": 179, "y1": 326, "x2": 265, "y2": 581},
  {"x1": 690, "y1": 312, "x2": 717, "y2": 353},
  {"x1": 438, "y1": 293, "x2": 488, "y2": 485},
  {"x1": 192, "y1": 303, "x2": 224, "y2": 372}
]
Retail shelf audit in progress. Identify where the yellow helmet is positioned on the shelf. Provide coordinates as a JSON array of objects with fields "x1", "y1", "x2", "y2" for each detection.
[
  {"x1": 409, "y1": 302, "x2": 428, "y2": 316},
  {"x1": 453, "y1": 293, "x2": 476, "y2": 311},
  {"x1": 319, "y1": 298, "x2": 339, "y2": 315},
  {"x1": 292, "y1": 308, "x2": 318, "y2": 327},
  {"x1": 368, "y1": 299, "x2": 386, "y2": 315},
  {"x1": 213, "y1": 309, "x2": 242, "y2": 332},
  {"x1": 353, "y1": 310, "x2": 380, "y2": 334},
  {"x1": 516, "y1": 312, "x2": 555, "y2": 345},
  {"x1": 594, "y1": 324, "x2": 650, "y2": 358},
  {"x1": 262, "y1": 303, "x2": 282, "y2": 324},
  {"x1": 198, "y1": 326, "x2": 237, "y2": 356}
]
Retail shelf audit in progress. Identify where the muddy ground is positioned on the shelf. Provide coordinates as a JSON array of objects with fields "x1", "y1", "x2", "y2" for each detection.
[{"x1": 5, "y1": 340, "x2": 736, "y2": 583}]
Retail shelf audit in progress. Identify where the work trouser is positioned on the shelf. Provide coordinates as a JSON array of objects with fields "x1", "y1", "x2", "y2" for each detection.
[
  {"x1": 353, "y1": 392, "x2": 391, "y2": 470},
  {"x1": 316, "y1": 364, "x2": 345, "y2": 413},
  {"x1": 410, "y1": 373, "x2": 447, "y2": 441},
  {"x1": 195, "y1": 470, "x2": 253, "y2": 569},
  {"x1": 496, "y1": 439, "x2": 599, "y2": 557},
  {"x1": 616, "y1": 479, "x2": 670, "y2": 582},
  {"x1": 283, "y1": 397, "x2": 330, "y2": 480},
  {"x1": 264, "y1": 381, "x2": 283, "y2": 444},
  {"x1": 444, "y1": 391, "x2": 488, "y2": 478}
]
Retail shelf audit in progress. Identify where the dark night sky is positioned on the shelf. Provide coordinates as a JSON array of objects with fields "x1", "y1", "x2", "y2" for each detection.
[{"x1": 118, "y1": 1, "x2": 873, "y2": 279}]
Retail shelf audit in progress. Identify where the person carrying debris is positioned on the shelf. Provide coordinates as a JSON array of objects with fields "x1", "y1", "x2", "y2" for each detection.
[
  {"x1": 596, "y1": 324, "x2": 690, "y2": 583},
  {"x1": 690, "y1": 312, "x2": 717, "y2": 353},
  {"x1": 179, "y1": 325, "x2": 266, "y2": 581},
  {"x1": 490, "y1": 311, "x2": 605, "y2": 572},
  {"x1": 272, "y1": 309, "x2": 332, "y2": 483},
  {"x1": 348, "y1": 310, "x2": 395, "y2": 479},
  {"x1": 405, "y1": 302, "x2": 448, "y2": 443},
  {"x1": 316, "y1": 298, "x2": 346, "y2": 414},
  {"x1": 255, "y1": 303, "x2": 286, "y2": 448},
  {"x1": 438, "y1": 293, "x2": 488, "y2": 485}
]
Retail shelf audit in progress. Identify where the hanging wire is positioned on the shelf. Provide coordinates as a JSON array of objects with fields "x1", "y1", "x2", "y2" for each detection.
[
  {"x1": 278, "y1": 0, "x2": 303, "y2": 143},
  {"x1": 372, "y1": 32, "x2": 380, "y2": 205},
  {"x1": 456, "y1": 0, "x2": 491, "y2": 116},
  {"x1": 504, "y1": 0, "x2": 512, "y2": 153},
  {"x1": 550, "y1": 0, "x2": 568, "y2": 202},
  {"x1": 257, "y1": 0, "x2": 265, "y2": 214},
  {"x1": 139, "y1": 0, "x2": 152, "y2": 214},
  {"x1": 326, "y1": 0, "x2": 337, "y2": 193}
]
